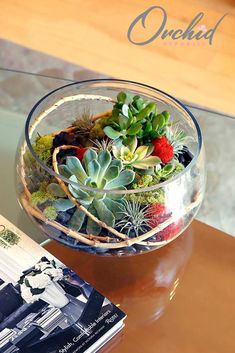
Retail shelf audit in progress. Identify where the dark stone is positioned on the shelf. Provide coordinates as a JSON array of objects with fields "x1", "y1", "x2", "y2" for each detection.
[
  {"x1": 52, "y1": 132, "x2": 78, "y2": 148},
  {"x1": 178, "y1": 146, "x2": 193, "y2": 167},
  {"x1": 56, "y1": 211, "x2": 72, "y2": 225}
]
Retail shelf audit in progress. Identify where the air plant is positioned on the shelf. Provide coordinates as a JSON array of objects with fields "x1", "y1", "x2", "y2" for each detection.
[
  {"x1": 115, "y1": 200, "x2": 150, "y2": 237},
  {"x1": 91, "y1": 138, "x2": 114, "y2": 152},
  {"x1": 112, "y1": 136, "x2": 160, "y2": 170},
  {"x1": 165, "y1": 123, "x2": 191, "y2": 157},
  {"x1": 72, "y1": 108, "x2": 94, "y2": 133}
]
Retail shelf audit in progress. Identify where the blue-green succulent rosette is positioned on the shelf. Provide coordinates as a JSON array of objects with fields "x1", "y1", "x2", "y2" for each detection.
[{"x1": 27, "y1": 91, "x2": 193, "y2": 251}]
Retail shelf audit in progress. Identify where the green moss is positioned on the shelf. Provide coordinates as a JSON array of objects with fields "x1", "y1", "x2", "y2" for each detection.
[
  {"x1": 127, "y1": 173, "x2": 165, "y2": 205},
  {"x1": 31, "y1": 191, "x2": 55, "y2": 207},
  {"x1": 43, "y1": 206, "x2": 58, "y2": 220},
  {"x1": 33, "y1": 135, "x2": 54, "y2": 163},
  {"x1": 89, "y1": 117, "x2": 109, "y2": 139},
  {"x1": 126, "y1": 189, "x2": 165, "y2": 205}
]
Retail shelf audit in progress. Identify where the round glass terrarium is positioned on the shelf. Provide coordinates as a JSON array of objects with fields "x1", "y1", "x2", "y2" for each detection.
[{"x1": 16, "y1": 79, "x2": 206, "y2": 256}]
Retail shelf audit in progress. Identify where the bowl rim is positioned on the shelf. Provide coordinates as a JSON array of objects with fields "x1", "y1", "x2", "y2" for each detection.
[{"x1": 25, "y1": 78, "x2": 202, "y2": 194}]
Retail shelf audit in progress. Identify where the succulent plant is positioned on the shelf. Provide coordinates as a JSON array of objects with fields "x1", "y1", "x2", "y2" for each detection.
[
  {"x1": 112, "y1": 136, "x2": 160, "y2": 170},
  {"x1": 103, "y1": 92, "x2": 170, "y2": 143},
  {"x1": 155, "y1": 161, "x2": 184, "y2": 181},
  {"x1": 58, "y1": 149, "x2": 135, "y2": 235}
]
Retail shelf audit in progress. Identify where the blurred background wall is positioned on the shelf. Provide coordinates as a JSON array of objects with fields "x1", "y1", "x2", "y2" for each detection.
[{"x1": 0, "y1": 0, "x2": 234, "y2": 114}]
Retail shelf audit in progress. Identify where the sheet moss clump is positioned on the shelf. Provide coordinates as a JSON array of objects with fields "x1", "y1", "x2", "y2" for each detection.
[
  {"x1": 43, "y1": 206, "x2": 58, "y2": 220},
  {"x1": 31, "y1": 190, "x2": 55, "y2": 207},
  {"x1": 33, "y1": 135, "x2": 54, "y2": 163}
]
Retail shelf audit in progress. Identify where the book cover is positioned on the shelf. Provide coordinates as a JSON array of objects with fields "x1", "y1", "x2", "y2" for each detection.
[{"x1": 0, "y1": 215, "x2": 126, "y2": 353}]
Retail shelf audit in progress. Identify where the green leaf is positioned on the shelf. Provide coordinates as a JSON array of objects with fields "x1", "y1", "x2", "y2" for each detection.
[
  {"x1": 68, "y1": 176, "x2": 92, "y2": 205},
  {"x1": 103, "y1": 199, "x2": 125, "y2": 220},
  {"x1": 134, "y1": 97, "x2": 145, "y2": 111},
  {"x1": 143, "y1": 120, "x2": 152, "y2": 134},
  {"x1": 58, "y1": 165, "x2": 72, "y2": 179},
  {"x1": 162, "y1": 111, "x2": 170, "y2": 124},
  {"x1": 104, "y1": 166, "x2": 119, "y2": 181},
  {"x1": 112, "y1": 108, "x2": 120, "y2": 119},
  {"x1": 106, "y1": 170, "x2": 135, "y2": 189},
  {"x1": 122, "y1": 104, "x2": 129, "y2": 118},
  {"x1": 118, "y1": 114, "x2": 128, "y2": 129},
  {"x1": 136, "y1": 102, "x2": 156, "y2": 121},
  {"x1": 53, "y1": 199, "x2": 74, "y2": 212},
  {"x1": 162, "y1": 163, "x2": 175, "y2": 175},
  {"x1": 86, "y1": 205, "x2": 102, "y2": 235},
  {"x1": 97, "y1": 150, "x2": 112, "y2": 180},
  {"x1": 93, "y1": 200, "x2": 115, "y2": 227},
  {"x1": 135, "y1": 145, "x2": 149, "y2": 160},
  {"x1": 83, "y1": 149, "x2": 98, "y2": 172},
  {"x1": 132, "y1": 156, "x2": 161, "y2": 169},
  {"x1": 103, "y1": 126, "x2": 122, "y2": 139},
  {"x1": 109, "y1": 159, "x2": 123, "y2": 173},
  {"x1": 66, "y1": 157, "x2": 87, "y2": 182},
  {"x1": 153, "y1": 113, "x2": 166, "y2": 130},
  {"x1": 126, "y1": 123, "x2": 142, "y2": 135},
  {"x1": 47, "y1": 183, "x2": 66, "y2": 198},
  {"x1": 68, "y1": 208, "x2": 86, "y2": 232},
  {"x1": 87, "y1": 159, "x2": 100, "y2": 182},
  {"x1": 117, "y1": 91, "x2": 126, "y2": 104}
]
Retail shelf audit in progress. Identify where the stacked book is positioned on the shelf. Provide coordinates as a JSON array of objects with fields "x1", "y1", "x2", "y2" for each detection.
[{"x1": 0, "y1": 215, "x2": 126, "y2": 353}]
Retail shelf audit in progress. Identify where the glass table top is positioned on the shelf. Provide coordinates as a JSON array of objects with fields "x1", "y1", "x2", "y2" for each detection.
[{"x1": 0, "y1": 68, "x2": 234, "y2": 244}]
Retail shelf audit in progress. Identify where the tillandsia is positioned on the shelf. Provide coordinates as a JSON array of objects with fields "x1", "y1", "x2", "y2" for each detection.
[
  {"x1": 24, "y1": 89, "x2": 194, "y2": 244},
  {"x1": 115, "y1": 200, "x2": 150, "y2": 237}
]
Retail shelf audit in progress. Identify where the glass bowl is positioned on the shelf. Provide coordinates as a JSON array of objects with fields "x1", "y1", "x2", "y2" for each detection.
[{"x1": 16, "y1": 79, "x2": 206, "y2": 256}]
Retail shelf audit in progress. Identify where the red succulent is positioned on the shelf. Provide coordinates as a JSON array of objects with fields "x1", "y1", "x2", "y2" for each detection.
[
  {"x1": 152, "y1": 136, "x2": 174, "y2": 164},
  {"x1": 75, "y1": 148, "x2": 87, "y2": 160}
]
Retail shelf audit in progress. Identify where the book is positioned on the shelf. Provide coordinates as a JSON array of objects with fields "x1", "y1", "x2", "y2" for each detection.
[{"x1": 0, "y1": 215, "x2": 126, "y2": 353}]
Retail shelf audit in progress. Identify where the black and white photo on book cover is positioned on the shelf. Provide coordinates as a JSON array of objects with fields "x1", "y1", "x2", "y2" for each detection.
[{"x1": 0, "y1": 215, "x2": 126, "y2": 353}]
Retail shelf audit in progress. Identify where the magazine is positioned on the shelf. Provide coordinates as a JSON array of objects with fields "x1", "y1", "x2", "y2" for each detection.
[{"x1": 0, "y1": 215, "x2": 126, "y2": 353}]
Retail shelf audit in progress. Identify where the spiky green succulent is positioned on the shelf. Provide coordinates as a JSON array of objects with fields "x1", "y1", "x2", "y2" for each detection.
[
  {"x1": 112, "y1": 136, "x2": 160, "y2": 170},
  {"x1": 91, "y1": 138, "x2": 114, "y2": 152},
  {"x1": 115, "y1": 200, "x2": 150, "y2": 237},
  {"x1": 165, "y1": 124, "x2": 192, "y2": 157},
  {"x1": 103, "y1": 92, "x2": 170, "y2": 143},
  {"x1": 58, "y1": 149, "x2": 135, "y2": 235}
]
